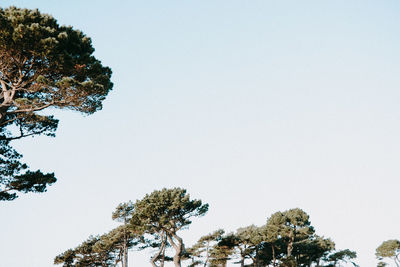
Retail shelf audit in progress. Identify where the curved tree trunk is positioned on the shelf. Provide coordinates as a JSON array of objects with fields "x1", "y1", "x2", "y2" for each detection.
[
  {"x1": 167, "y1": 233, "x2": 184, "y2": 267},
  {"x1": 151, "y1": 232, "x2": 167, "y2": 267},
  {"x1": 394, "y1": 255, "x2": 400, "y2": 267}
]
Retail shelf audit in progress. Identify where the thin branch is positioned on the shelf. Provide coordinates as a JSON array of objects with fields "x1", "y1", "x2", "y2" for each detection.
[
  {"x1": 0, "y1": 126, "x2": 50, "y2": 141},
  {"x1": 8, "y1": 101, "x2": 55, "y2": 114},
  {"x1": 1, "y1": 132, "x2": 38, "y2": 141},
  {"x1": 0, "y1": 116, "x2": 19, "y2": 127}
]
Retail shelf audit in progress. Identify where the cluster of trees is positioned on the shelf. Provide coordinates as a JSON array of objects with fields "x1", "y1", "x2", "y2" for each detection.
[
  {"x1": 55, "y1": 188, "x2": 208, "y2": 267},
  {"x1": 3, "y1": 6, "x2": 396, "y2": 267},
  {"x1": 0, "y1": 7, "x2": 112, "y2": 200},
  {"x1": 54, "y1": 188, "x2": 358, "y2": 267},
  {"x1": 187, "y1": 210, "x2": 357, "y2": 267},
  {"x1": 376, "y1": 239, "x2": 400, "y2": 267}
]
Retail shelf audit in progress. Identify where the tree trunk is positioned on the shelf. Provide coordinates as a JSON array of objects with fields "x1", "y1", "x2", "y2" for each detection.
[
  {"x1": 150, "y1": 253, "x2": 159, "y2": 267},
  {"x1": 287, "y1": 231, "x2": 294, "y2": 257},
  {"x1": 167, "y1": 233, "x2": 184, "y2": 267},
  {"x1": 240, "y1": 256, "x2": 245, "y2": 267},
  {"x1": 255, "y1": 246, "x2": 259, "y2": 267},
  {"x1": 203, "y1": 243, "x2": 209, "y2": 267},
  {"x1": 272, "y1": 245, "x2": 276, "y2": 267},
  {"x1": 123, "y1": 245, "x2": 128, "y2": 267},
  {"x1": 150, "y1": 233, "x2": 167, "y2": 267},
  {"x1": 122, "y1": 219, "x2": 128, "y2": 267},
  {"x1": 160, "y1": 243, "x2": 166, "y2": 267},
  {"x1": 315, "y1": 257, "x2": 320, "y2": 267},
  {"x1": 0, "y1": 80, "x2": 14, "y2": 123},
  {"x1": 394, "y1": 255, "x2": 400, "y2": 267}
]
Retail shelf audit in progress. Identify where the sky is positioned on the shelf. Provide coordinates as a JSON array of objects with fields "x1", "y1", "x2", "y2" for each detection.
[{"x1": 1, "y1": 0, "x2": 400, "y2": 266}]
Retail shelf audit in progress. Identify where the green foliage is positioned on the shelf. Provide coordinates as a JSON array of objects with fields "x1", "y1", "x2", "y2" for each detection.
[
  {"x1": 327, "y1": 249, "x2": 358, "y2": 266},
  {"x1": 376, "y1": 239, "x2": 400, "y2": 267},
  {"x1": 54, "y1": 226, "x2": 141, "y2": 266},
  {"x1": 0, "y1": 7, "x2": 112, "y2": 117},
  {"x1": 111, "y1": 201, "x2": 136, "y2": 267},
  {"x1": 222, "y1": 225, "x2": 266, "y2": 266},
  {"x1": 376, "y1": 240, "x2": 400, "y2": 258},
  {"x1": 264, "y1": 208, "x2": 315, "y2": 265},
  {"x1": 295, "y1": 236, "x2": 335, "y2": 265},
  {"x1": 112, "y1": 201, "x2": 134, "y2": 223},
  {"x1": 55, "y1": 235, "x2": 116, "y2": 266},
  {"x1": 56, "y1": 201, "x2": 141, "y2": 267},
  {"x1": 130, "y1": 187, "x2": 208, "y2": 234},
  {"x1": 55, "y1": 189, "x2": 358, "y2": 267},
  {"x1": 0, "y1": 7, "x2": 112, "y2": 201},
  {"x1": 56, "y1": 188, "x2": 208, "y2": 267},
  {"x1": 130, "y1": 187, "x2": 209, "y2": 267},
  {"x1": 186, "y1": 229, "x2": 225, "y2": 266},
  {"x1": 204, "y1": 208, "x2": 357, "y2": 267},
  {"x1": 208, "y1": 240, "x2": 235, "y2": 267},
  {"x1": 0, "y1": 138, "x2": 56, "y2": 200}
]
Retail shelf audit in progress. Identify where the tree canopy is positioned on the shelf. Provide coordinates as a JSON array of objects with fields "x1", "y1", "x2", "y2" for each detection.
[
  {"x1": 54, "y1": 227, "x2": 140, "y2": 267},
  {"x1": 112, "y1": 201, "x2": 135, "y2": 267},
  {"x1": 186, "y1": 229, "x2": 225, "y2": 267},
  {"x1": 56, "y1": 188, "x2": 209, "y2": 267},
  {"x1": 376, "y1": 239, "x2": 400, "y2": 267},
  {"x1": 130, "y1": 187, "x2": 209, "y2": 267},
  {"x1": 189, "y1": 208, "x2": 358, "y2": 267},
  {"x1": 55, "y1": 190, "x2": 358, "y2": 267},
  {"x1": 0, "y1": 7, "x2": 113, "y2": 200},
  {"x1": 55, "y1": 209, "x2": 141, "y2": 267}
]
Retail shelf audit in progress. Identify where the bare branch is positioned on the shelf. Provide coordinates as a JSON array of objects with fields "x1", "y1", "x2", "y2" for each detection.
[{"x1": 0, "y1": 79, "x2": 7, "y2": 92}]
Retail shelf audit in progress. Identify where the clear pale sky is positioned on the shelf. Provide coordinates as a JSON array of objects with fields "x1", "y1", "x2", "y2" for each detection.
[{"x1": 1, "y1": 1, "x2": 399, "y2": 266}]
